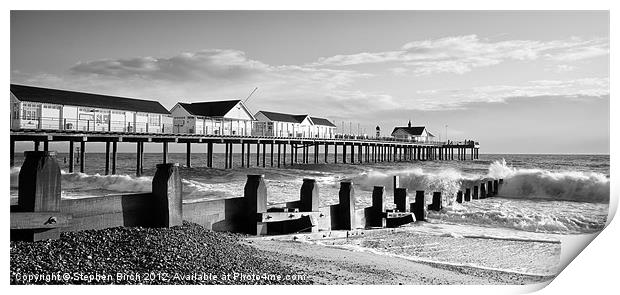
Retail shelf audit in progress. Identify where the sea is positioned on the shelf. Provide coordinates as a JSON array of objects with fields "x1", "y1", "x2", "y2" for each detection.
[{"x1": 9, "y1": 152, "x2": 610, "y2": 277}]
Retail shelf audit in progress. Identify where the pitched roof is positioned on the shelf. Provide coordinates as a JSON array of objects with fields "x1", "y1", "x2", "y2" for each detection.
[
  {"x1": 10, "y1": 84, "x2": 170, "y2": 114},
  {"x1": 257, "y1": 111, "x2": 336, "y2": 127},
  {"x1": 391, "y1": 126, "x2": 428, "y2": 136},
  {"x1": 178, "y1": 100, "x2": 243, "y2": 117},
  {"x1": 310, "y1": 117, "x2": 336, "y2": 127}
]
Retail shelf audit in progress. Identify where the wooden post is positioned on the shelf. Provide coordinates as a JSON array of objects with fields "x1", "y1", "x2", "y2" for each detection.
[
  {"x1": 487, "y1": 180, "x2": 493, "y2": 197},
  {"x1": 334, "y1": 143, "x2": 338, "y2": 163},
  {"x1": 262, "y1": 142, "x2": 266, "y2": 168},
  {"x1": 300, "y1": 178, "x2": 319, "y2": 212},
  {"x1": 342, "y1": 142, "x2": 347, "y2": 164},
  {"x1": 394, "y1": 188, "x2": 409, "y2": 212},
  {"x1": 186, "y1": 142, "x2": 192, "y2": 168},
  {"x1": 208, "y1": 142, "x2": 214, "y2": 168},
  {"x1": 335, "y1": 181, "x2": 355, "y2": 230},
  {"x1": 43, "y1": 141, "x2": 49, "y2": 152},
  {"x1": 162, "y1": 142, "x2": 168, "y2": 164},
  {"x1": 358, "y1": 144, "x2": 363, "y2": 163},
  {"x1": 241, "y1": 142, "x2": 245, "y2": 168},
  {"x1": 270, "y1": 142, "x2": 274, "y2": 167},
  {"x1": 224, "y1": 143, "x2": 229, "y2": 169},
  {"x1": 256, "y1": 142, "x2": 261, "y2": 166},
  {"x1": 290, "y1": 143, "x2": 294, "y2": 165},
  {"x1": 12, "y1": 151, "x2": 62, "y2": 241},
  {"x1": 111, "y1": 141, "x2": 117, "y2": 175},
  {"x1": 80, "y1": 141, "x2": 85, "y2": 173},
  {"x1": 430, "y1": 192, "x2": 442, "y2": 211},
  {"x1": 412, "y1": 190, "x2": 427, "y2": 221},
  {"x1": 465, "y1": 188, "x2": 471, "y2": 202},
  {"x1": 229, "y1": 143, "x2": 234, "y2": 169},
  {"x1": 105, "y1": 142, "x2": 110, "y2": 175},
  {"x1": 456, "y1": 191, "x2": 463, "y2": 203},
  {"x1": 480, "y1": 183, "x2": 486, "y2": 199},
  {"x1": 370, "y1": 186, "x2": 386, "y2": 227},
  {"x1": 151, "y1": 163, "x2": 183, "y2": 227},
  {"x1": 283, "y1": 142, "x2": 287, "y2": 166},
  {"x1": 34, "y1": 141, "x2": 40, "y2": 151},
  {"x1": 245, "y1": 142, "x2": 250, "y2": 168},
  {"x1": 324, "y1": 143, "x2": 328, "y2": 163},
  {"x1": 277, "y1": 143, "x2": 281, "y2": 168},
  {"x1": 473, "y1": 185, "x2": 479, "y2": 200},
  {"x1": 68, "y1": 141, "x2": 74, "y2": 173},
  {"x1": 498, "y1": 179, "x2": 504, "y2": 192},
  {"x1": 393, "y1": 175, "x2": 400, "y2": 199},
  {"x1": 350, "y1": 143, "x2": 355, "y2": 163},
  {"x1": 10, "y1": 138, "x2": 15, "y2": 167},
  {"x1": 135, "y1": 142, "x2": 142, "y2": 177},
  {"x1": 244, "y1": 174, "x2": 268, "y2": 235},
  {"x1": 493, "y1": 179, "x2": 499, "y2": 195}
]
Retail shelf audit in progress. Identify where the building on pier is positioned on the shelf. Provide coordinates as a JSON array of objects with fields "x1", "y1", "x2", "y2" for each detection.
[
  {"x1": 10, "y1": 84, "x2": 173, "y2": 133},
  {"x1": 170, "y1": 100, "x2": 255, "y2": 136},
  {"x1": 253, "y1": 110, "x2": 336, "y2": 138},
  {"x1": 391, "y1": 121, "x2": 436, "y2": 142}
]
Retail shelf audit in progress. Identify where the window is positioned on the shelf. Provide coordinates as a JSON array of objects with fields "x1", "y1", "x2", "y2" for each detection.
[
  {"x1": 149, "y1": 115, "x2": 160, "y2": 125},
  {"x1": 22, "y1": 103, "x2": 40, "y2": 120}
]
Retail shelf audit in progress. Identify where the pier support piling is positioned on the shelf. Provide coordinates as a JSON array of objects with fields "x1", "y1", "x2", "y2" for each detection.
[
  {"x1": 80, "y1": 141, "x2": 85, "y2": 173},
  {"x1": 186, "y1": 142, "x2": 192, "y2": 168},
  {"x1": 105, "y1": 142, "x2": 111, "y2": 175},
  {"x1": 68, "y1": 141, "x2": 74, "y2": 173},
  {"x1": 111, "y1": 142, "x2": 117, "y2": 175}
]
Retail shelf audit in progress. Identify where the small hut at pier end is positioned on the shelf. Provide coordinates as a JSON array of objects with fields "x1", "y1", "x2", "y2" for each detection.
[
  {"x1": 391, "y1": 121, "x2": 436, "y2": 143},
  {"x1": 170, "y1": 100, "x2": 255, "y2": 136}
]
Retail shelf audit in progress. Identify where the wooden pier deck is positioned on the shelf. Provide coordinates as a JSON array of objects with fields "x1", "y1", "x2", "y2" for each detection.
[{"x1": 10, "y1": 129, "x2": 480, "y2": 175}]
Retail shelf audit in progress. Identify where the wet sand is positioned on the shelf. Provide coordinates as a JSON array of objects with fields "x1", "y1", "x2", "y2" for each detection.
[{"x1": 247, "y1": 238, "x2": 556, "y2": 285}]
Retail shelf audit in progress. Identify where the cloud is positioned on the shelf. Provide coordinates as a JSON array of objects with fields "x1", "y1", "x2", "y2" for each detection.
[
  {"x1": 70, "y1": 49, "x2": 271, "y2": 81},
  {"x1": 312, "y1": 35, "x2": 609, "y2": 76},
  {"x1": 413, "y1": 77, "x2": 609, "y2": 110}
]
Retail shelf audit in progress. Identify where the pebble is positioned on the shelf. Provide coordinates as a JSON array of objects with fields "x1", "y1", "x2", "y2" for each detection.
[{"x1": 10, "y1": 221, "x2": 310, "y2": 285}]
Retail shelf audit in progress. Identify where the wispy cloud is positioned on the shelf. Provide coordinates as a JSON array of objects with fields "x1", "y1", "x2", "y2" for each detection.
[
  {"x1": 413, "y1": 77, "x2": 609, "y2": 110},
  {"x1": 311, "y1": 35, "x2": 609, "y2": 76}
]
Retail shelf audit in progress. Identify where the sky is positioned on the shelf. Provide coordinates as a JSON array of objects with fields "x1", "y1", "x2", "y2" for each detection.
[{"x1": 10, "y1": 10, "x2": 610, "y2": 154}]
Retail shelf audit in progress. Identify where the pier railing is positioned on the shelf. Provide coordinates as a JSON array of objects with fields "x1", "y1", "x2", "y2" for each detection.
[{"x1": 10, "y1": 152, "x2": 502, "y2": 242}]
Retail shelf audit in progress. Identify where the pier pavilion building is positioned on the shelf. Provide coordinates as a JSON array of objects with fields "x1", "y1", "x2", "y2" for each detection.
[
  {"x1": 10, "y1": 84, "x2": 173, "y2": 133},
  {"x1": 253, "y1": 110, "x2": 336, "y2": 138},
  {"x1": 391, "y1": 121, "x2": 436, "y2": 143},
  {"x1": 170, "y1": 100, "x2": 255, "y2": 136}
]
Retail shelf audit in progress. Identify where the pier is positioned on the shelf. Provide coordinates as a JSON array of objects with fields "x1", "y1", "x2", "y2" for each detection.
[{"x1": 10, "y1": 129, "x2": 480, "y2": 176}]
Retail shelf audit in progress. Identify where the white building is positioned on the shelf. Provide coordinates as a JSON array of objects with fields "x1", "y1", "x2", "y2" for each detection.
[
  {"x1": 170, "y1": 100, "x2": 255, "y2": 136},
  {"x1": 253, "y1": 111, "x2": 336, "y2": 138},
  {"x1": 391, "y1": 121, "x2": 436, "y2": 142},
  {"x1": 10, "y1": 84, "x2": 172, "y2": 133}
]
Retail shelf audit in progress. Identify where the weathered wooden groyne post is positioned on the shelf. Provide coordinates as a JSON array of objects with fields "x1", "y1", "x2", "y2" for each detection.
[
  {"x1": 335, "y1": 181, "x2": 356, "y2": 230},
  {"x1": 412, "y1": 190, "x2": 427, "y2": 221},
  {"x1": 151, "y1": 163, "x2": 183, "y2": 227},
  {"x1": 487, "y1": 180, "x2": 494, "y2": 197},
  {"x1": 429, "y1": 192, "x2": 442, "y2": 211},
  {"x1": 456, "y1": 190, "x2": 463, "y2": 203},
  {"x1": 11, "y1": 151, "x2": 64, "y2": 241},
  {"x1": 369, "y1": 186, "x2": 386, "y2": 228},
  {"x1": 465, "y1": 188, "x2": 471, "y2": 202},
  {"x1": 493, "y1": 179, "x2": 499, "y2": 195},
  {"x1": 480, "y1": 183, "x2": 486, "y2": 199},
  {"x1": 244, "y1": 175, "x2": 268, "y2": 235},
  {"x1": 473, "y1": 185, "x2": 479, "y2": 200},
  {"x1": 394, "y1": 188, "x2": 409, "y2": 212}
]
